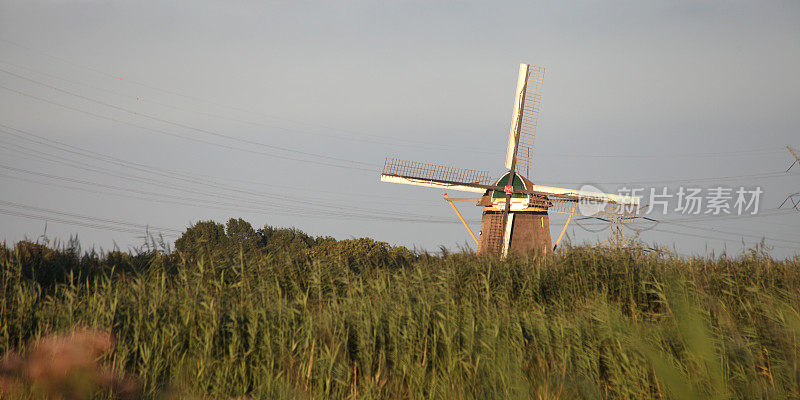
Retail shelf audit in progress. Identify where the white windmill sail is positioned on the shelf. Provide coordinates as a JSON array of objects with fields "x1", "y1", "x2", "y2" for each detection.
[
  {"x1": 379, "y1": 174, "x2": 486, "y2": 194},
  {"x1": 505, "y1": 64, "x2": 544, "y2": 178},
  {"x1": 526, "y1": 184, "x2": 639, "y2": 206},
  {"x1": 379, "y1": 157, "x2": 492, "y2": 194}
]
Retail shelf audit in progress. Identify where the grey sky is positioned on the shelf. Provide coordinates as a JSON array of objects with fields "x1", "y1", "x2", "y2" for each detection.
[{"x1": 0, "y1": 0, "x2": 798, "y2": 257}]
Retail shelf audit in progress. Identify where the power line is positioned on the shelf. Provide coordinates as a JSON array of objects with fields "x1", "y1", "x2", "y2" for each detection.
[
  {"x1": 542, "y1": 148, "x2": 784, "y2": 159},
  {"x1": 0, "y1": 59, "x2": 499, "y2": 155},
  {"x1": 0, "y1": 140, "x2": 308, "y2": 210},
  {"x1": 655, "y1": 209, "x2": 796, "y2": 224},
  {"x1": 571, "y1": 207, "x2": 800, "y2": 248},
  {"x1": 0, "y1": 39, "x2": 507, "y2": 153},
  {"x1": 4, "y1": 125, "x2": 795, "y2": 242},
  {"x1": 662, "y1": 217, "x2": 799, "y2": 246},
  {"x1": 660, "y1": 219, "x2": 799, "y2": 239},
  {"x1": 0, "y1": 137, "x2": 341, "y2": 213},
  {"x1": 648, "y1": 226, "x2": 799, "y2": 253},
  {"x1": 9, "y1": 118, "x2": 786, "y2": 204},
  {"x1": 0, "y1": 122, "x2": 434, "y2": 206},
  {"x1": 4, "y1": 122, "x2": 792, "y2": 217},
  {"x1": 4, "y1": 155, "x2": 794, "y2": 248},
  {"x1": 540, "y1": 171, "x2": 794, "y2": 186},
  {"x1": 0, "y1": 85, "x2": 378, "y2": 173},
  {"x1": 0, "y1": 84, "x2": 378, "y2": 173},
  {"x1": 3, "y1": 61, "x2": 790, "y2": 184},
  {"x1": 0, "y1": 170, "x2": 311, "y2": 220},
  {"x1": 0, "y1": 41, "x2": 786, "y2": 160},
  {"x1": 0, "y1": 200, "x2": 182, "y2": 234},
  {"x1": 0, "y1": 160, "x2": 454, "y2": 222},
  {"x1": 0, "y1": 170, "x2": 465, "y2": 225},
  {"x1": 0, "y1": 126, "x2": 485, "y2": 224},
  {"x1": 652, "y1": 212, "x2": 800, "y2": 244},
  {"x1": 0, "y1": 132, "x2": 455, "y2": 219},
  {"x1": 0, "y1": 67, "x2": 381, "y2": 168},
  {"x1": 0, "y1": 208, "x2": 178, "y2": 236},
  {"x1": 0, "y1": 135, "x2": 436, "y2": 210},
  {"x1": 0, "y1": 165, "x2": 465, "y2": 224},
  {"x1": 573, "y1": 218, "x2": 799, "y2": 252}
]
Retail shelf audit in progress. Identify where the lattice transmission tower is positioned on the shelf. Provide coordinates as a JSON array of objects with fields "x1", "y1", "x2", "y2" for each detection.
[{"x1": 780, "y1": 146, "x2": 800, "y2": 210}]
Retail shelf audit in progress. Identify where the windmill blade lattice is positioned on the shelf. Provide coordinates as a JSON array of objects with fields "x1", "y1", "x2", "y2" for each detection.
[
  {"x1": 382, "y1": 158, "x2": 493, "y2": 185},
  {"x1": 505, "y1": 65, "x2": 545, "y2": 179}
]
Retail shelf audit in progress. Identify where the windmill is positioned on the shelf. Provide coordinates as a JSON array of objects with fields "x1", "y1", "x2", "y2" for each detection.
[{"x1": 380, "y1": 64, "x2": 640, "y2": 256}]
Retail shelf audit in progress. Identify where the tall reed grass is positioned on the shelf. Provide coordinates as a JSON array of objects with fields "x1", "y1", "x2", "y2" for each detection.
[{"x1": 1, "y1": 239, "x2": 799, "y2": 399}]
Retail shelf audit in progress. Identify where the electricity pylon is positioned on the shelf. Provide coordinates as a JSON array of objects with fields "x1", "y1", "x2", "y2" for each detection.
[{"x1": 781, "y1": 146, "x2": 800, "y2": 210}]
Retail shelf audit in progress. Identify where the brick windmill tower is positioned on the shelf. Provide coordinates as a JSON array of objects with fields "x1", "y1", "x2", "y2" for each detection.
[{"x1": 380, "y1": 64, "x2": 640, "y2": 256}]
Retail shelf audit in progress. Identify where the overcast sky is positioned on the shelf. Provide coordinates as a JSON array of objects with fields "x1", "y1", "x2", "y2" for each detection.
[{"x1": 0, "y1": 0, "x2": 798, "y2": 257}]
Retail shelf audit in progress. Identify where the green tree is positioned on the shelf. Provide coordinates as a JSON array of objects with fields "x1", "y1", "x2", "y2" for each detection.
[
  {"x1": 226, "y1": 218, "x2": 261, "y2": 251},
  {"x1": 174, "y1": 220, "x2": 227, "y2": 255},
  {"x1": 174, "y1": 220, "x2": 230, "y2": 267},
  {"x1": 258, "y1": 225, "x2": 323, "y2": 256},
  {"x1": 304, "y1": 237, "x2": 414, "y2": 269}
]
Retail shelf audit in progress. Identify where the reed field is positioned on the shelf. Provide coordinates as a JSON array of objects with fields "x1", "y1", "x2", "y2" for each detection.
[{"x1": 1, "y1": 219, "x2": 799, "y2": 399}]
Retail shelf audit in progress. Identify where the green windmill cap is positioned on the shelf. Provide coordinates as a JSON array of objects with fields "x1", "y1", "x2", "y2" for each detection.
[{"x1": 491, "y1": 172, "x2": 528, "y2": 199}]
